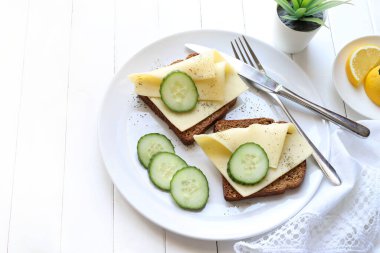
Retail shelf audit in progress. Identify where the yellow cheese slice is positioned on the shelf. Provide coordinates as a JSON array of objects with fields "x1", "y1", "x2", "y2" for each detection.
[
  {"x1": 209, "y1": 124, "x2": 293, "y2": 168},
  {"x1": 130, "y1": 50, "x2": 216, "y2": 82},
  {"x1": 128, "y1": 49, "x2": 248, "y2": 131},
  {"x1": 195, "y1": 62, "x2": 226, "y2": 101},
  {"x1": 150, "y1": 71, "x2": 248, "y2": 131},
  {"x1": 194, "y1": 123, "x2": 312, "y2": 197},
  {"x1": 129, "y1": 51, "x2": 226, "y2": 101}
]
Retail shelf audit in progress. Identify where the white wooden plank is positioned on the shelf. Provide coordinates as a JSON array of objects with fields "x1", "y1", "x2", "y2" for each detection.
[
  {"x1": 158, "y1": 0, "x2": 201, "y2": 37},
  {"x1": 368, "y1": 0, "x2": 380, "y2": 34},
  {"x1": 6, "y1": 0, "x2": 72, "y2": 252},
  {"x1": 61, "y1": 94, "x2": 114, "y2": 253},
  {"x1": 367, "y1": 0, "x2": 380, "y2": 123},
  {"x1": 60, "y1": 0, "x2": 114, "y2": 252},
  {"x1": 113, "y1": 0, "x2": 166, "y2": 252},
  {"x1": 292, "y1": 16, "x2": 346, "y2": 115},
  {"x1": 201, "y1": 0, "x2": 245, "y2": 33},
  {"x1": 114, "y1": 190, "x2": 165, "y2": 253},
  {"x1": 0, "y1": 1, "x2": 29, "y2": 252},
  {"x1": 166, "y1": 232, "x2": 217, "y2": 253},
  {"x1": 328, "y1": 0, "x2": 374, "y2": 120},
  {"x1": 114, "y1": 0, "x2": 160, "y2": 69},
  {"x1": 243, "y1": 0, "x2": 277, "y2": 45},
  {"x1": 328, "y1": 0, "x2": 373, "y2": 52}
]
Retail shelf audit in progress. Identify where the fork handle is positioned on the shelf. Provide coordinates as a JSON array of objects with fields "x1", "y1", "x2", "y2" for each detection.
[
  {"x1": 277, "y1": 86, "x2": 370, "y2": 137},
  {"x1": 288, "y1": 112, "x2": 342, "y2": 186},
  {"x1": 269, "y1": 94, "x2": 342, "y2": 186}
]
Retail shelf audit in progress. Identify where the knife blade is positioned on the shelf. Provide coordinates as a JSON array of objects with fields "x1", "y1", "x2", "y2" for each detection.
[
  {"x1": 185, "y1": 43, "x2": 370, "y2": 138},
  {"x1": 185, "y1": 43, "x2": 279, "y2": 93}
]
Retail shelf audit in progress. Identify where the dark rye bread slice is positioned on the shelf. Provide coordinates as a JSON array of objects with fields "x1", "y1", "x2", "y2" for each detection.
[
  {"x1": 138, "y1": 53, "x2": 237, "y2": 145},
  {"x1": 213, "y1": 118, "x2": 307, "y2": 202},
  {"x1": 139, "y1": 96, "x2": 237, "y2": 145}
]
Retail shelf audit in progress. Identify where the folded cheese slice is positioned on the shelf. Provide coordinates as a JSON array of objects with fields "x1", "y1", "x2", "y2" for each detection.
[
  {"x1": 194, "y1": 123, "x2": 312, "y2": 197},
  {"x1": 131, "y1": 50, "x2": 216, "y2": 81},
  {"x1": 129, "y1": 51, "x2": 227, "y2": 101},
  {"x1": 128, "y1": 50, "x2": 249, "y2": 132},
  {"x1": 150, "y1": 72, "x2": 247, "y2": 131}
]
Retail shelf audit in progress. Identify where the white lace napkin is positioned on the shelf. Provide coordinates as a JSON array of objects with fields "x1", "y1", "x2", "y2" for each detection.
[{"x1": 234, "y1": 120, "x2": 380, "y2": 253}]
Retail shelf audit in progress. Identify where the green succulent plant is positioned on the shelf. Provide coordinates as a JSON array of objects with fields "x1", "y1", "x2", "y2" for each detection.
[{"x1": 275, "y1": 0, "x2": 351, "y2": 25}]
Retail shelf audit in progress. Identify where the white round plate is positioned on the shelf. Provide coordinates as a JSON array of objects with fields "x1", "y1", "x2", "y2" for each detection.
[
  {"x1": 333, "y1": 35, "x2": 380, "y2": 119},
  {"x1": 99, "y1": 30, "x2": 327, "y2": 240}
]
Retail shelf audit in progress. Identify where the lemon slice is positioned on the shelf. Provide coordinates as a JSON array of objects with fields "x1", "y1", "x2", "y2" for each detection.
[
  {"x1": 346, "y1": 45, "x2": 380, "y2": 87},
  {"x1": 364, "y1": 65, "x2": 380, "y2": 106}
]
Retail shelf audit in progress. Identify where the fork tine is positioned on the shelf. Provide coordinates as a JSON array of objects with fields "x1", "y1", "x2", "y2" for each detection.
[
  {"x1": 238, "y1": 37, "x2": 255, "y2": 67},
  {"x1": 230, "y1": 41, "x2": 239, "y2": 59},
  {"x1": 233, "y1": 39, "x2": 248, "y2": 64},
  {"x1": 242, "y1": 35, "x2": 265, "y2": 73}
]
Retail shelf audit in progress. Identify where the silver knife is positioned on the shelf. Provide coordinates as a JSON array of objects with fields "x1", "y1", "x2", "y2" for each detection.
[
  {"x1": 185, "y1": 43, "x2": 370, "y2": 138},
  {"x1": 187, "y1": 43, "x2": 341, "y2": 185}
]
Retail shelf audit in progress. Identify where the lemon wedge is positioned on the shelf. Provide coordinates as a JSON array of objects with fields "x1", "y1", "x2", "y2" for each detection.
[
  {"x1": 346, "y1": 45, "x2": 380, "y2": 87},
  {"x1": 364, "y1": 65, "x2": 380, "y2": 106}
]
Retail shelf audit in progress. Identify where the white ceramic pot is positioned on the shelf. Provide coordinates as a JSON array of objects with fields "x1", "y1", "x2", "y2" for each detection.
[{"x1": 273, "y1": 8, "x2": 323, "y2": 54}]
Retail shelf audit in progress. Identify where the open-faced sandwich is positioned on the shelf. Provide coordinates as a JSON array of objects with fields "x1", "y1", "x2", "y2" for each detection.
[
  {"x1": 194, "y1": 118, "x2": 313, "y2": 201},
  {"x1": 128, "y1": 50, "x2": 249, "y2": 145}
]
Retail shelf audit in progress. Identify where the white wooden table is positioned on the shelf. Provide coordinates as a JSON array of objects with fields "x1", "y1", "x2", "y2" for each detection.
[{"x1": 1, "y1": 0, "x2": 379, "y2": 252}]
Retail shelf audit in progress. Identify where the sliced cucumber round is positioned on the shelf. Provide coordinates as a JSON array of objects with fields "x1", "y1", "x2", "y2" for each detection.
[
  {"x1": 148, "y1": 152, "x2": 187, "y2": 191},
  {"x1": 170, "y1": 166, "x2": 209, "y2": 210},
  {"x1": 137, "y1": 133, "x2": 175, "y2": 169},
  {"x1": 227, "y1": 142, "x2": 269, "y2": 185},
  {"x1": 160, "y1": 71, "x2": 199, "y2": 112}
]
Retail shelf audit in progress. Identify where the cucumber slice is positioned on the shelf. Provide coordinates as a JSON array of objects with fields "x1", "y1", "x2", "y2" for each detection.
[
  {"x1": 160, "y1": 71, "x2": 199, "y2": 112},
  {"x1": 137, "y1": 133, "x2": 175, "y2": 169},
  {"x1": 227, "y1": 142, "x2": 269, "y2": 185},
  {"x1": 170, "y1": 166, "x2": 209, "y2": 210},
  {"x1": 148, "y1": 152, "x2": 187, "y2": 191}
]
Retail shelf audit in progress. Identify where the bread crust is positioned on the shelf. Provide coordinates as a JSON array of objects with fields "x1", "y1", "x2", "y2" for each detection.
[{"x1": 214, "y1": 118, "x2": 307, "y2": 201}]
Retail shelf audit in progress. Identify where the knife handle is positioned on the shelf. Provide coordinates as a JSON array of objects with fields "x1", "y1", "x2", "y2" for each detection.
[{"x1": 277, "y1": 86, "x2": 370, "y2": 137}]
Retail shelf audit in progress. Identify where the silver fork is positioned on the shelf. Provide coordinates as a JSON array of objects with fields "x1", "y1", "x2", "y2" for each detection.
[{"x1": 231, "y1": 36, "x2": 341, "y2": 185}]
